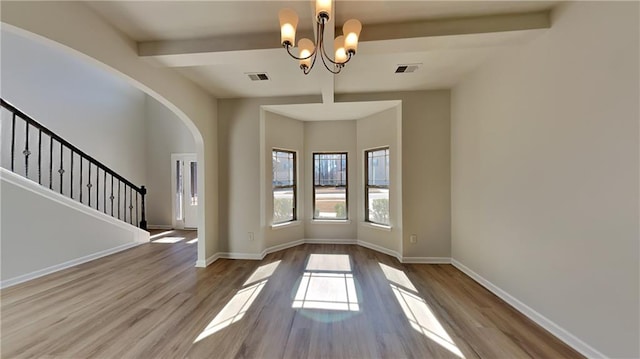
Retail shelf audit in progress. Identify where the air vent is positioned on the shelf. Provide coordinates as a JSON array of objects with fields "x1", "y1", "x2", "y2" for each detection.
[
  {"x1": 246, "y1": 72, "x2": 270, "y2": 81},
  {"x1": 395, "y1": 63, "x2": 422, "y2": 74}
]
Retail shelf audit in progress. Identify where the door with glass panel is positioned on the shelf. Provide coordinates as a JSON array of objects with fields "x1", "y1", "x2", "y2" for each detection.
[{"x1": 171, "y1": 153, "x2": 198, "y2": 229}]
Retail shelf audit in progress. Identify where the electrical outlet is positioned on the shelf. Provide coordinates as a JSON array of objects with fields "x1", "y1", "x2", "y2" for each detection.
[
  {"x1": 409, "y1": 234, "x2": 417, "y2": 244},
  {"x1": 248, "y1": 232, "x2": 254, "y2": 241}
]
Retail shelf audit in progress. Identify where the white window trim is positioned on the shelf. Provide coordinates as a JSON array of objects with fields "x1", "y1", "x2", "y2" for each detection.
[
  {"x1": 360, "y1": 221, "x2": 391, "y2": 231},
  {"x1": 271, "y1": 220, "x2": 302, "y2": 230}
]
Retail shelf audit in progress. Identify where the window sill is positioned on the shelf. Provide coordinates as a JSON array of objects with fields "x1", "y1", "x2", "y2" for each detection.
[
  {"x1": 361, "y1": 221, "x2": 392, "y2": 231},
  {"x1": 271, "y1": 220, "x2": 301, "y2": 230},
  {"x1": 310, "y1": 219, "x2": 352, "y2": 224}
]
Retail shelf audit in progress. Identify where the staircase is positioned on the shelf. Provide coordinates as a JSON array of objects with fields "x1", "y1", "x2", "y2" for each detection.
[{"x1": 1, "y1": 98, "x2": 147, "y2": 229}]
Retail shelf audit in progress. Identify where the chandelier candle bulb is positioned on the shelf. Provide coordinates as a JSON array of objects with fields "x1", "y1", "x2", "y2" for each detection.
[
  {"x1": 343, "y1": 19, "x2": 362, "y2": 54},
  {"x1": 279, "y1": 8, "x2": 299, "y2": 46},
  {"x1": 298, "y1": 38, "x2": 314, "y2": 69},
  {"x1": 315, "y1": 0, "x2": 332, "y2": 22},
  {"x1": 334, "y1": 36, "x2": 347, "y2": 64}
]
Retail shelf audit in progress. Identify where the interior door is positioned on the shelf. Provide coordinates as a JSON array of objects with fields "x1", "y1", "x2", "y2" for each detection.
[{"x1": 172, "y1": 153, "x2": 198, "y2": 229}]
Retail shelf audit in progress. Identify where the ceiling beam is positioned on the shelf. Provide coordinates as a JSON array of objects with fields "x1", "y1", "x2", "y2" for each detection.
[{"x1": 138, "y1": 11, "x2": 550, "y2": 67}]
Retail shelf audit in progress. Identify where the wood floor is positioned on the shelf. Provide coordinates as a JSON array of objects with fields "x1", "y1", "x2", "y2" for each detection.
[{"x1": 1, "y1": 230, "x2": 583, "y2": 359}]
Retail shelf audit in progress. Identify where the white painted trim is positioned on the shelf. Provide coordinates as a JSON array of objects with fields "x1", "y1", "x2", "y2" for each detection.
[
  {"x1": 309, "y1": 219, "x2": 352, "y2": 224},
  {"x1": 196, "y1": 253, "x2": 221, "y2": 268},
  {"x1": 357, "y1": 240, "x2": 402, "y2": 262},
  {"x1": 218, "y1": 252, "x2": 264, "y2": 260},
  {"x1": 402, "y1": 257, "x2": 451, "y2": 264},
  {"x1": 271, "y1": 220, "x2": 301, "y2": 230},
  {"x1": 147, "y1": 224, "x2": 173, "y2": 230},
  {"x1": 451, "y1": 259, "x2": 606, "y2": 359},
  {"x1": 1, "y1": 169, "x2": 145, "y2": 234},
  {"x1": 360, "y1": 221, "x2": 392, "y2": 231},
  {"x1": 0, "y1": 242, "x2": 142, "y2": 289},
  {"x1": 263, "y1": 239, "x2": 306, "y2": 257},
  {"x1": 304, "y1": 238, "x2": 358, "y2": 245},
  {"x1": 201, "y1": 238, "x2": 457, "y2": 266}
]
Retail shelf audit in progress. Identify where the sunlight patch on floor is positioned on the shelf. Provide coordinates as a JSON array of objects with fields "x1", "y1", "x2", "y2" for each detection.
[
  {"x1": 379, "y1": 263, "x2": 465, "y2": 358},
  {"x1": 149, "y1": 230, "x2": 174, "y2": 240},
  {"x1": 293, "y1": 272, "x2": 359, "y2": 311},
  {"x1": 186, "y1": 238, "x2": 198, "y2": 244},
  {"x1": 194, "y1": 261, "x2": 281, "y2": 343},
  {"x1": 152, "y1": 236, "x2": 184, "y2": 243},
  {"x1": 292, "y1": 254, "x2": 360, "y2": 311}
]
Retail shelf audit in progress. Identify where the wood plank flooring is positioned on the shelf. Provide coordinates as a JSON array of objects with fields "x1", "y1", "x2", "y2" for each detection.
[{"x1": 1, "y1": 230, "x2": 583, "y2": 358}]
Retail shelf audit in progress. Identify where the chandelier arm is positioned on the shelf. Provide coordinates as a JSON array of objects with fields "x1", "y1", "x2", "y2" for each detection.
[
  {"x1": 319, "y1": 45, "x2": 342, "y2": 74},
  {"x1": 319, "y1": 24, "x2": 342, "y2": 66},
  {"x1": 285, "y1": 44, "x2": 317, "y2": 61}
]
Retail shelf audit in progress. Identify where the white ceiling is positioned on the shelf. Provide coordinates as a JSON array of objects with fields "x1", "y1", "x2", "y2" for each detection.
[
  {"x1": 85, "y1": 1, "x2": 558, "y2": 100},
  {"x1": 264, "y1": 100, "x2": 400, "y2": 121}
]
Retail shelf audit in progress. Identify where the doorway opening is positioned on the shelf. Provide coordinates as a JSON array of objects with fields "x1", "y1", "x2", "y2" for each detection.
[{"x1": 171, "y1": 153, "x2": 198, "y2": 229}]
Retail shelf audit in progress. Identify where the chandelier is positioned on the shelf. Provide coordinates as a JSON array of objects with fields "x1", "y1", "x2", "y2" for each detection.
[{"x1": 279, "y1": 0, "x2": 362, "y2": 74}]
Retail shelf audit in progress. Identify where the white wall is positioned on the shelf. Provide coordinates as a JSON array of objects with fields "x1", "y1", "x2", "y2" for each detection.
[
  {"x1": 1, "y1": 29, "x2": 147, "y2": 186},
  {"x1": 219, "y1": 91, "x2": 449, "y2": 260},
  {"x1": 217, "y1": 96, "x2": 318, "y2": 254},
  {"x1": 145, "y1": 96, "x2": 195, "y2": 227},
  {"x1": 2, "y1": 1, "x2": 218, "y2": 265},
  {"x1": 304, "y1": 120, "x2": 357, "y2": 240},
  {"x1": 356, "y1": 108, "x2": 402, "y2": 255},
  {"x1": 338, "y1": 91, "x2": 451, "y2": 259},
  {"x1": 263, "y1": 111, "x2": 305, "y2": 249},
  {"x1": 0, "y1": 169, "x2": 148, "y2": 286},
  {"x1": 451, "y1": 2, "x2": 639, "y2": 357}
]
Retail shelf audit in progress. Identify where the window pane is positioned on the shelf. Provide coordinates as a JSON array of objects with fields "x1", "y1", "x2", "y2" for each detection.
[
  {"x1": 190, "y1": 161, "x2": 198, "y2": 206},
  {"x1": 314, "y1": 153, "x2": 347, "y2": 186},
  {"x1": 272, "y1": 149, "x2": 296, "y2": 224},
  {"x1": 273, "y1": 187, "x2": 294, "y2": 223},
  {"x1": 367, "y1": 148, "x2": 389, "y2": 186},
  {"x1": 176, "y1": 160, "x2": 183, "y2": 221},
  {"x1": 273, "y1": 150, "x2": 295, "y2": 187},
  {"x1": 367, "y1": 188, "x2": 389, "y2": 225},
  {"x1": 314, "y1": 187, "x2": 347, "y2": 219}
]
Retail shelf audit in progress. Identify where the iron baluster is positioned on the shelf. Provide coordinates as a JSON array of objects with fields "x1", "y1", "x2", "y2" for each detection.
[
  {"x1": 24, "y1": 122, "x2": 30, "y2": 178},
  {"x1": 103, "y1": 171, "x2": 107, "y2": 214},
  {"x1": 49, "y1": 138, "x2": 53, "y2": 190},
  {"x1": 59, "y1": 142, "x2": 64, "y2": 194},
  {"x1": 96, "y1": 165, "x2": 99, "y2": 210},
  {"x1": 70, "y1": 151, "x2": 74, "y2": 199},
  {"x1": 110, "y1": 175, "x2": 114, "y2": 216},
  {"x1": 10, "y1": 113, "x2": 16, "y2": 172},
  {"x1": 80, "y1": 158, "x2": 83, "y2": 204},
  {"x1": 38, "y1": 130, "x2": 42, "y2": 185},
  {"x1": 88, "y1": 162, "x2": 92, "y2": 206},
  {"x1": 117, "y1": 180, "x2": 121, "y2": 220}
]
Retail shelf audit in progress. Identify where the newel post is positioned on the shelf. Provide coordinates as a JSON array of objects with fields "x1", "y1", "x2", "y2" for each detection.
[{"x1": 140, "y1": 185, "x2": 147, "y2": 230}]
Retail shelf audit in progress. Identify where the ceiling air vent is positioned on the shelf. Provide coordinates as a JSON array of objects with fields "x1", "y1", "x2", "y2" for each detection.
[
  {"x1": 246, "y1": 72, "x2": 270, "y2": 81},
  {"x1": 395, "y1": 63, "x2": 422, "y2": 74}
]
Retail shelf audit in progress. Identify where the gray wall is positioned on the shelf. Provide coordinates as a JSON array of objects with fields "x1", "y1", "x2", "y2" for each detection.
[
  {"x1": 218, "y1": 90, "x2": 450, "y2": 259},
  {"x1": 0, "y1": 29, "x2": 147, "y2": 185},
  {"x1": 144, "y1": 96, "x2": 196, "y2": 226},
  {"x1": 304, "y1": 120, "x2": 358, "y2": 239},
  {"x1": 338, "y1": 91, "x2": 451, "y2": 259},
  {"x1": 451, "y1": 2, "x2": 639, "y2": 357}
]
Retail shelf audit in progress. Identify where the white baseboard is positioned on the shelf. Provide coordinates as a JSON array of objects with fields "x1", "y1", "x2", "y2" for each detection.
[
  {"x1": 263, "y1": 239, "x2": 306, "y2": 257},
  {"x1": 356, "y1": 240, "x2": 402, "y2": 262},
  {"x1": 201, "y1": 239, "x2": 453, "y2": 267},
  {"x1": 196, "y1": 253, "x2": 222, "y2": 268},
  {"x1": 304, "y1": 238, "x2": 357, "y2": 245},
  {"x1": 0, "y1": 242, "x2": 142, "y2": 289},
  {"x1": 147, "y1": 224, "x2": 172, "y2": 230},
  {"x1": 402, "y1": 257, "x2": 451, "y2": 264},
  {"x1": 451, "y1": 259, "x2": 606, "y2": 359}
]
